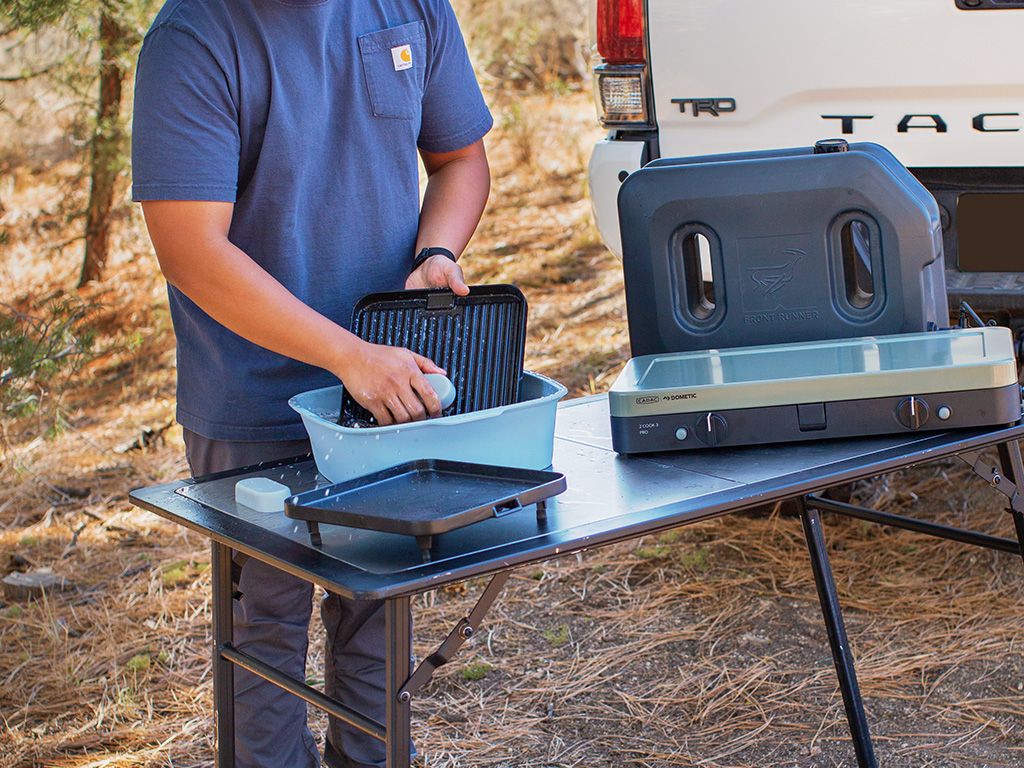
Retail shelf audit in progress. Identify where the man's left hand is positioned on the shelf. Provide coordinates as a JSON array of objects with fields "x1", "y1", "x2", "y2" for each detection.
[{"x1": 406, "y1": 254, "x2": 470, "y2": 296}]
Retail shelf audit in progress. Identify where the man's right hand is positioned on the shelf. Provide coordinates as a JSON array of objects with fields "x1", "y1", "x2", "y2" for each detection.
[{"x1": 338, "y1": 341, "x2": 445, "y2": 426}]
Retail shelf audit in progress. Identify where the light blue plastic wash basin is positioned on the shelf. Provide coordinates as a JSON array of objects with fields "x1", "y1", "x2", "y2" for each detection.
[{"x1": 289, "y1": 371, "x2": 568, "y2": 483}]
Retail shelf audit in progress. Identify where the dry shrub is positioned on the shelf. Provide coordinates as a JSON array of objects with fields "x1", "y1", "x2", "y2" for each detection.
[
  {"x1": 453, "y1": 0, "x2": 590, "y2": 89},
  {"x1": 0, "y1": 296, "x2": 98, "y2": 445}
]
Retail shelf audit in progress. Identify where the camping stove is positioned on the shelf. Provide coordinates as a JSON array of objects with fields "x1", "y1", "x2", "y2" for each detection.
[{"x1": 609, "y1": 327, "x2": 1021, "y2": 454}]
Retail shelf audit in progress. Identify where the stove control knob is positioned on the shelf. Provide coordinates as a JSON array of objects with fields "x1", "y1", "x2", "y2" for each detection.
[
  {"x1": 896, "y1": 396, "x2": 930, "y2": 430},
  {"x1": 695, "y1": 413, "x2": 728, "y2": 446}
]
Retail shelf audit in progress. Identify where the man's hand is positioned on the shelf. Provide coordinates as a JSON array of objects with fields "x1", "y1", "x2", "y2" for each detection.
[
  {"x1": 337, "y1": 340, "x2": 445, "y2": 426},
  {"x1": 405, "y1": 254, "x2": 470, "y2": 295}
]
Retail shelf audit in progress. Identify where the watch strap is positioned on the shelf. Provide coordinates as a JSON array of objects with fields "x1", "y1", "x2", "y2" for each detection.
[{"x1": 412, "y1": 246, "x2": 457, "y2": 273}]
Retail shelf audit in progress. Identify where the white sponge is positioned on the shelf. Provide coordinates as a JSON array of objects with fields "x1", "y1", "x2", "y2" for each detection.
[
  {"x1": 424, "y1": 373, "x2": 457, "y2": 410},
  {"x1": 235, "y1": 478, "x2": 292, "y2": 513}
]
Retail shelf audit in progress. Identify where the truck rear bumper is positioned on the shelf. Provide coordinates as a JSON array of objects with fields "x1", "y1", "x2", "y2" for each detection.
[
  {"x1": 947, "y1": 271, "x2": 1024, "y2": 313},
  {"x1": 587, "y1": 137, "x2": 646, "y2": 258}
]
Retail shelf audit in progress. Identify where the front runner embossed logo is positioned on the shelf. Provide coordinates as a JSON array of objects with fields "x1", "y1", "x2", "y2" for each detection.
[{"x1": 749, "y1": 249, "x2": 804, "y2": 297}]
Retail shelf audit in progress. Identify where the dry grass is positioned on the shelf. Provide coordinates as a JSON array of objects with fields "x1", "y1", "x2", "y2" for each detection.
[
  {"x1": 410, "y1": 457, "x2": 1024, "y2": 767},
  {"x1": 2, "y1": 64, "x2": 1023, "y2": 768}
]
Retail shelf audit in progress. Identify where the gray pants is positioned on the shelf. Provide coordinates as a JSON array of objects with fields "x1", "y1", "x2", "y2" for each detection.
[{"x1": 184, "y1": 430, "x2": 390, "y2": 768}]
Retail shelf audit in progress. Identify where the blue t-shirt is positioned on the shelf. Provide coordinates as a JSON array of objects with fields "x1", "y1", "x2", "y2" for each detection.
[{"x1": 132, "y1": 0, "x2": 492, "y2": 441}]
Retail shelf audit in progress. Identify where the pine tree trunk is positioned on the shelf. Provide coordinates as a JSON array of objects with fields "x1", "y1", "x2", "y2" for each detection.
[{"x1": 78, "y1": 10, "x2": 126, "y2": 287}]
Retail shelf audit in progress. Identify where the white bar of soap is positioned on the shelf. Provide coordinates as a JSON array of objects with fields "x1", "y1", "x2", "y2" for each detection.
[
  {"x1": 235, "y1": 478, "x2": 292, "y2": 513},
  {"x1": 424, "y1": 373, "x2": 457, "y2": 410}
]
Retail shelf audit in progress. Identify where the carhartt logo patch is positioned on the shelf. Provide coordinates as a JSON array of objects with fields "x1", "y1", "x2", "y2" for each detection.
[{"x1": 391, "y1": 44, "x2": 413, "y2": 71}]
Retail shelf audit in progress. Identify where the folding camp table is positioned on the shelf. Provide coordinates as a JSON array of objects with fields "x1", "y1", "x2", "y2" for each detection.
[{"x1": 129, "y1": 395, "x2": 1024, "y2": 768}]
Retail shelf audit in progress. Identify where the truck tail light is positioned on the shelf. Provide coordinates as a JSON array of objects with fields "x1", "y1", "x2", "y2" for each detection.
[
  {"x1": 595, "y1": 65, "x2": 648, "y2": 124},
  {"x1": 594, "y1": 0, "x2": 649, "y2": 126},
  {"x1": 597, "y1": 0, "x2": 645, "y2": 64}
]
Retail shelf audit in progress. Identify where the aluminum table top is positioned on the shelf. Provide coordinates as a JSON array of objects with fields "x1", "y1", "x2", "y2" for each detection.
[{"x1": 129, "y1": 395, "x2": 1024, "y2": 599}]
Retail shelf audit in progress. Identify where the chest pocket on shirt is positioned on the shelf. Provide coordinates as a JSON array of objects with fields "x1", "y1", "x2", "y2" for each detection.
[{"x1": 357, "y1": 21, "x2": 426, "y2": 120}]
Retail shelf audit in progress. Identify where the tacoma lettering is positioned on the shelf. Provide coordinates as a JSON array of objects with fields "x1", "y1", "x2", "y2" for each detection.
[
  {"x1": 973, "y1": 112, "x2": 1021, "y2": 132},
  {"x1": 823, "y1": 113, "x2": 1021, "y2": 134}
]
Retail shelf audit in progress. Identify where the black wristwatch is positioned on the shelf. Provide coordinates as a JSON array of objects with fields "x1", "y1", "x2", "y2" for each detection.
[{"x1": 411, "y1": 246, "x2": 457, "y2": 273}]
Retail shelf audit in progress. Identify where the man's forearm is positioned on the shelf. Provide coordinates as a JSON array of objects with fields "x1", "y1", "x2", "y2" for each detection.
[
  {"x1": 416, "y1": 143, "x2": 490, "y2": 257},
  {"x1": 142, "y1": 199, "x2": 447, "y2": 424},
  {"x1": 143, "y1": 203, "x2": 357, "y2": 376}
]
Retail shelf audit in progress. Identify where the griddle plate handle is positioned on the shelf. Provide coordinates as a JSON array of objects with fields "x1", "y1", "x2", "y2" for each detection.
[
  {"x1": 426, "y1": 290, "x2": 457, "y2": 310},
  {"x1": 493, "y1": 497, "x2": 523, "y2": 517}
]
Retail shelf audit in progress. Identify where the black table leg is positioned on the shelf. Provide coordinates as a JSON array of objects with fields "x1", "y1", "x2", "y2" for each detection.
[
  {"x1": 1011, "y1": 511, "x2": 1024, "y2": 566},
  {"x1": 799, "y1": 499, "x2": 878, "y2": 768},
  {"x1": 211, "y1": 541, "x2": 236, "y2": 767},
  {"x1": 996, "y1": 440, "x2": 1024, "y2": 565},
  {"x1": 385, "y1": 596, "x2": 412, "y2": 768}
]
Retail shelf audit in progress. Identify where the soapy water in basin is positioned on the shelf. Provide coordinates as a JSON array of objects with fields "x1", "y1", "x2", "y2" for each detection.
[
  {"x1": 341, "y1": 417, "x2": 373, "y2": 429},
  {"x1": 307, "y1": 405, "x2": 341, "y2": 422},
  {"x1": 305, "y1": 407, "x2": 401, "y2": 429}
]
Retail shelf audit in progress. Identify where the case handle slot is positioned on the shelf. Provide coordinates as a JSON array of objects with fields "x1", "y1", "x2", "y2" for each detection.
[
  {"x1": 669, "y1": 223, "x2": 725, "y2": 331},
  {"x1": 828, "y1": 211, "x2": 885, "y2": 321},
  {"x1": 840, "y1": 219, "x2": 875, "y2": 309}
]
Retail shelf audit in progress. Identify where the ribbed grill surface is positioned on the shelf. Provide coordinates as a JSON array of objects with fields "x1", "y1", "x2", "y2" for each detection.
[{"x1": 340, "y1": 286, "x2": 527, "y2": 424}]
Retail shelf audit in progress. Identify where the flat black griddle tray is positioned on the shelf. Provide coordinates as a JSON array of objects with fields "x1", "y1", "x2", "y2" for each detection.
[
  {"x1": 340, "y1": 286, "x2": 527, "y2": 425},
  {"x1": 285, "y1": 459, "x2": 565, "y2": 560}
]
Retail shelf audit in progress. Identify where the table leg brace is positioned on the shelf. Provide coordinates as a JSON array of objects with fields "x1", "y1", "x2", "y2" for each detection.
[
  {"x1": 996, "y1": 440, "x2": 1024, "y2": 565},
  {"x1": 399, "y1": 571, "x2": 510, "y2": 700}
]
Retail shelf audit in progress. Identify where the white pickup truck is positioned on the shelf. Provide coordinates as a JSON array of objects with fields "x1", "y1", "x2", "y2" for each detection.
[{"x1": 587, "y1": 0, "x2": 1024, "y2": 326}]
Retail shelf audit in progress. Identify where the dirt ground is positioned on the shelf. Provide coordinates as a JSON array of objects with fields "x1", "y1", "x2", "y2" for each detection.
[{"x1": 2, "y1": 89, "x2": 1024, "y2": 768}]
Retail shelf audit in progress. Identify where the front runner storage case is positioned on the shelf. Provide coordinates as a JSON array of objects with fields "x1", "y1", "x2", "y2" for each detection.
[
  {"x1": 608, "y1": 326, "x2": 1020, "y2": 454},
  {"x1": 618, "y1": 141, "x2": 948, "y2": 356}
]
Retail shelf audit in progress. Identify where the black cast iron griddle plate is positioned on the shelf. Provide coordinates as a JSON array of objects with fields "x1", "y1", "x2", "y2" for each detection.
[
  {"x1": 340, "y1": 285, "x2": 527, "y2": 424},
  {"x1": 284, "y1": 459, "x2": 566, "y2": 537}
]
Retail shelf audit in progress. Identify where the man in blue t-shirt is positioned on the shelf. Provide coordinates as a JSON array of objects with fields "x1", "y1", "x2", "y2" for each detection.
[{"x1": 131, "y1": 0, "x2": 493, "y2": 765}]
